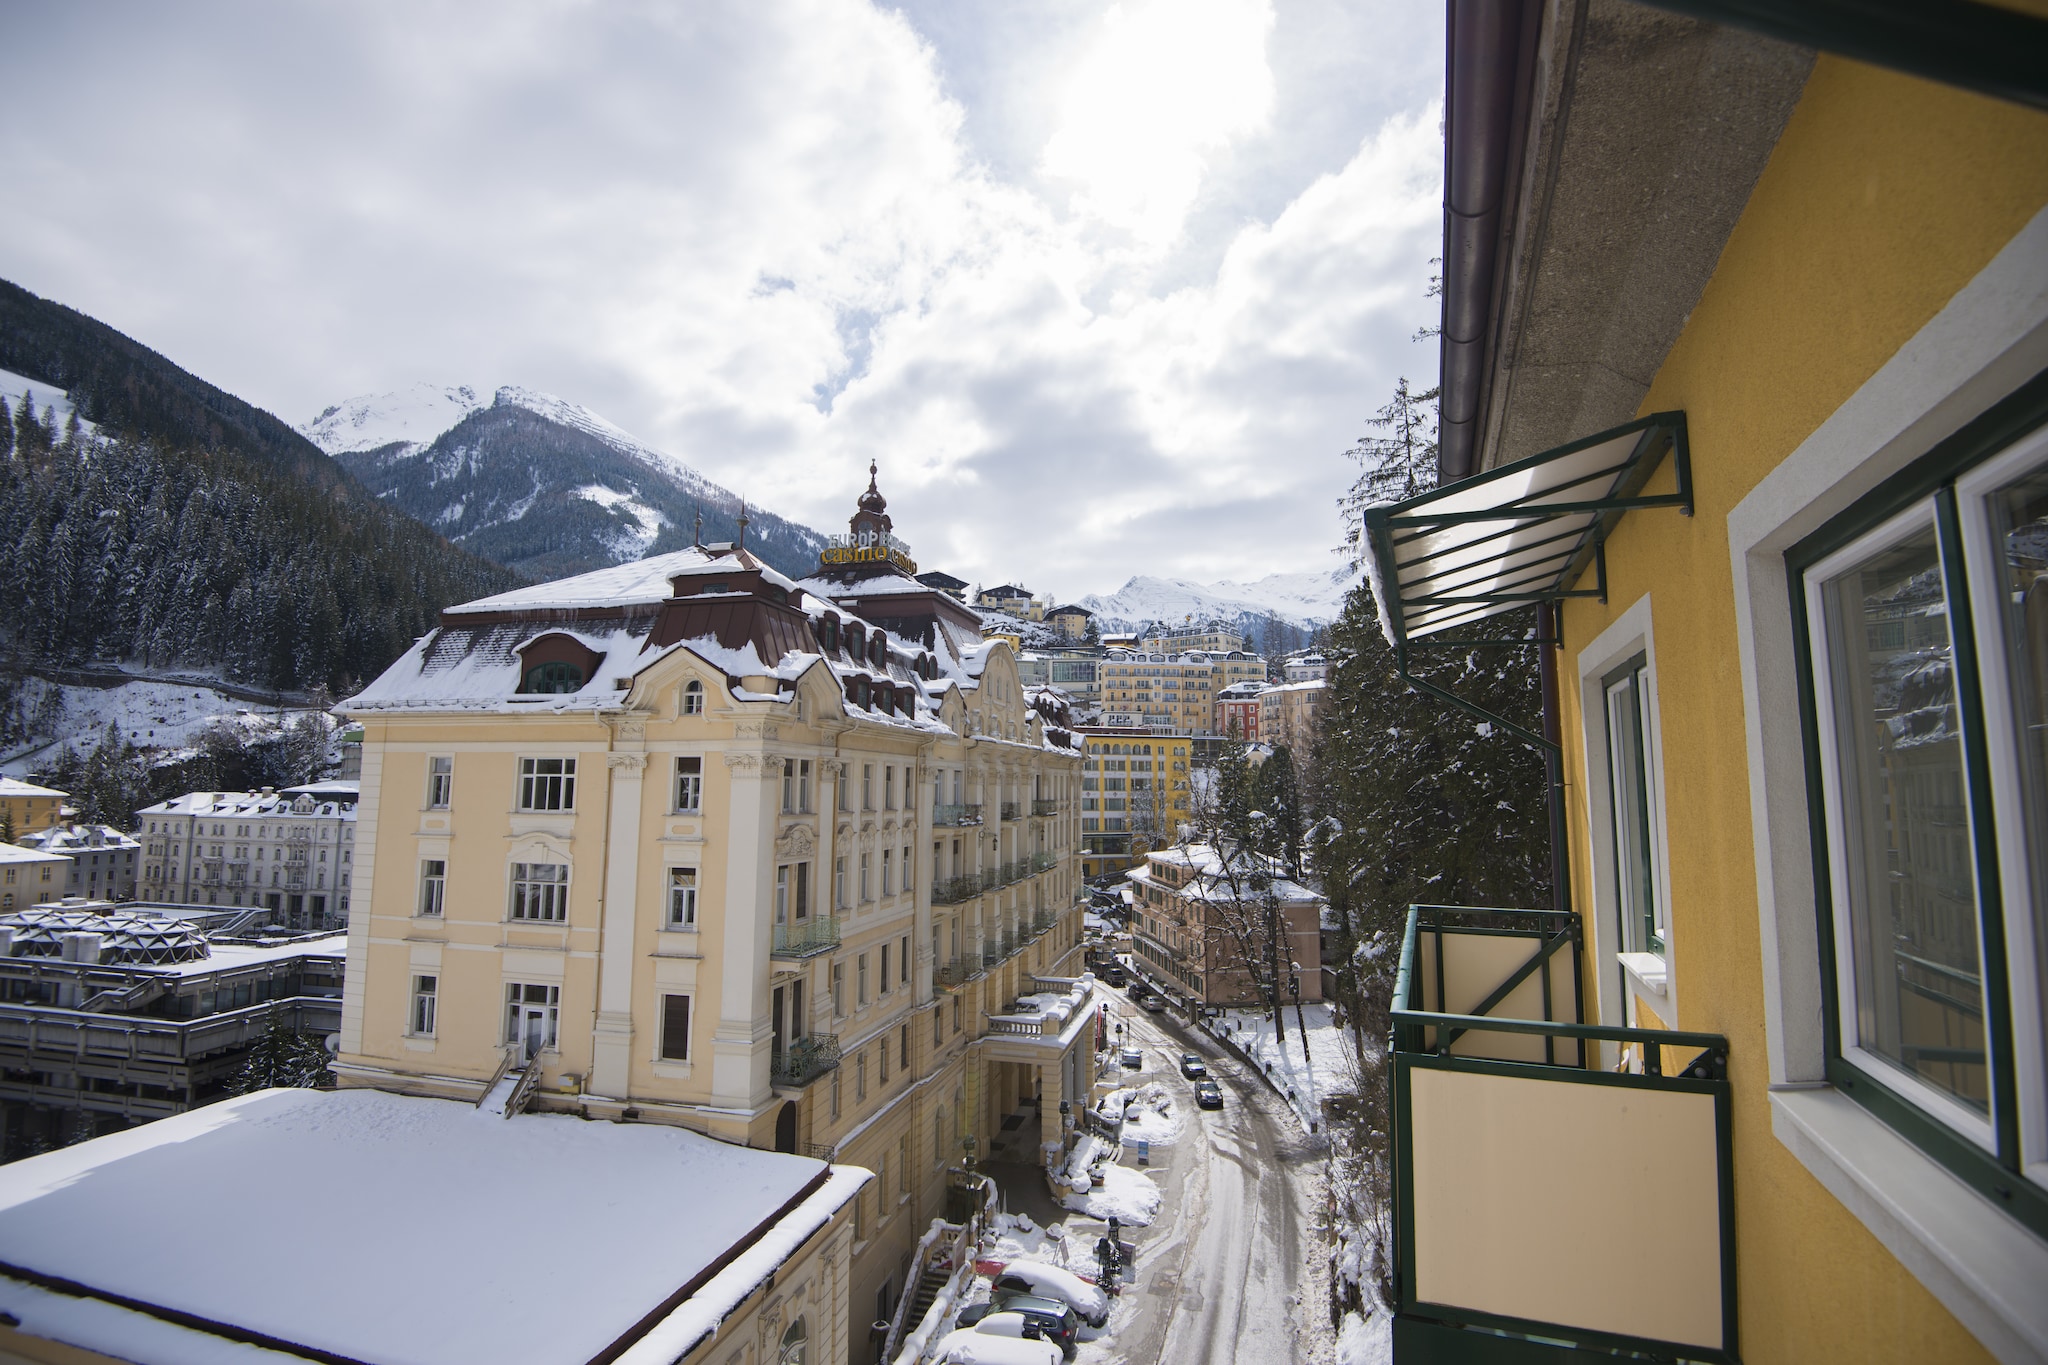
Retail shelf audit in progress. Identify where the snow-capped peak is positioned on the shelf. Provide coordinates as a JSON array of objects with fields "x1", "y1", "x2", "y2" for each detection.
[
  {"x1": 301, "y1": 383, "x2": 487, "y2": 457},
  {"x1": 1079, "y1": 570, "x2": 1358, "y2": 633}
]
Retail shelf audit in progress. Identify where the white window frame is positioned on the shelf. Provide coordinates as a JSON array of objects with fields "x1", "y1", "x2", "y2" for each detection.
[
  {"x1": 426, "y1": 756, "x2": 452, "y2": 810},
  {"x1": 667, "y1": 867, "x2": 698, "y2": 930},
  {"x1": 409, "y1": 974, "x2": 437, "y2": 1036},
  {"x1": 658, "y1": 993, "x2": 692, "y2": 1062},
  {"x1": 518, "y1": 757, "x2": 576, "y2": 812},
  {"x1": 509, "y1": 861, "x2": 569, "y2": 922},
  {"x1": 1726, "y1": 212, "x2": 2048, "y2": 1360},
  {"x1": 674, "y1": 756, "x2": 703, "y2": 813},
  {"x1": 504, "y1": 982, "x2": 560, "y2": 1053},
  {"x1": 417, "y1": 859, "x2": 446, "y2": 919},
  {"x1": 682, "y1": 680, "x2": 705, "y2": 715}
]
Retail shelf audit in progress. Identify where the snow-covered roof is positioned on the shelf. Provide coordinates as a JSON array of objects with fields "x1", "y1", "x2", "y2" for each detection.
[
  {"x1": 17, "y1": 824, "x2": 141, "y2": 853},
  {"x1": 137, "y1": 790, "x2": 357, "y2": 820},
  {"x1": 0, "y1": 777, "x2": 66, "y2": 799},
  {"x1": 445, "y1": 545, "x2": 801, "y2": 616},
  {"x1": 0, "y1": 843, "x2": 69, "y2": 867},
  {"x1": 1136, "y1": 844, "x2": 1322, "y2": 904},
  {"x1": 0, "y1": 1088, "x2": 866, "y2": 1365},
  {"x1": 345, "y1": 622, "x2": 659, "y2": 715}
]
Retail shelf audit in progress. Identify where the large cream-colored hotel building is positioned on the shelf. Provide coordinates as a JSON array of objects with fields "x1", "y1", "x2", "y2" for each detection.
[{"x1": 335, "y1": 472, "x2": 1091, "y2": 1348}]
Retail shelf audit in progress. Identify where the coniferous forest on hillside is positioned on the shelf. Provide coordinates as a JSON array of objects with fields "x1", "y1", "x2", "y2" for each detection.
[{"x1": 0, "y1": 278, "x2": 520, "y2": 696}]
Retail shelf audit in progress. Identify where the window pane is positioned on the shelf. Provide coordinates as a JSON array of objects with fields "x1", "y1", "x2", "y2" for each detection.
[
  {"x1": 661, "y1": 994, "x2": 690, "y2": 1061},
  {"x1": 1815, "y1": 516, "x2": 1988, "y2": 1118},
  {"x1": 1984, "y1": 459, "x2": 2048, "y2": 1109}
]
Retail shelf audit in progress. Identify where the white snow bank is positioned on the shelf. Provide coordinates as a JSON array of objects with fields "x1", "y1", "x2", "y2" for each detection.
[
  {"x1": 1060, "y1": 1163, "x2": 1162, "y2": 1226},
  {"x1": 0, "y1": 1088, "x2": 856, "y2": 1365},
  {"x1": 1336, "y1": 1309, "x2": 1392, "y2": 1365},
  {"x1": 1213, "y1": 1002, "x2": 1350, "y2": 1130},
  {"x1": 932, "y1": 1326, "x2": 1062, "y2": 1365}
]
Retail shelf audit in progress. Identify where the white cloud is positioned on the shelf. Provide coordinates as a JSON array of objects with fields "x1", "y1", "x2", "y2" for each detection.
[{"x1": 0, "y1": 0, "x2": 1442, "y2": 601}]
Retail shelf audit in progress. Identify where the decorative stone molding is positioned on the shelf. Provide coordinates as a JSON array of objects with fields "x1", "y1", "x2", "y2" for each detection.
[
  {"x1": 776, "y1": 823, "x2": 817, "y2": 858},
  {"x1": 605, "y1": 752, "x2": 647, "y2": 773},
  {"x1": 733, "y1": 719, "x2": 780, "y2": 741},
  {"x1": 724, "y1": 752, "x2": 764, "y2": 774}
]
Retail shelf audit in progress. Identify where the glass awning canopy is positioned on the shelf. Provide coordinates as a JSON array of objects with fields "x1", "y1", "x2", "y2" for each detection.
[{"x1": 1364, "y1": 412, "x2": 1692, "y2": 648}]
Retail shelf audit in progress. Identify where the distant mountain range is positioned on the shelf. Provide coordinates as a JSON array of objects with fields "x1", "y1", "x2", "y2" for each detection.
[
  {"x1": 302, "y1": 384, "x2": 827, "y2": 583},
  {"x1": 1079, "y1": 570, "x2": 1356, "y2": 639}
]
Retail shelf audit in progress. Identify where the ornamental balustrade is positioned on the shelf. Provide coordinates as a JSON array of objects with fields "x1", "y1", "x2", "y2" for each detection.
[
  {"x1": 999, "y1": 802, "x2": 1021, "y2": 821},
  {"x1": 932, "y1": 803, "x2": 983, "y2": 827},
  {"x1": 1032, "y1": 798, "x2": 1058, "y2": 816},
  {"x1": 770, "y1": 1033, "x2": 841, "y2": 1088},
  {"x1": 772, "y1": 916, "x2": 841, "y2": 958}
]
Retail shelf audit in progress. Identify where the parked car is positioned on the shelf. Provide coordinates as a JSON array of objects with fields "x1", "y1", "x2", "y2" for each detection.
[
  {"x1": 1102, "y1": 965, "x2": 1127, "y2": 987},
  {"x1": 1194, "y1": 1080, "x2": 1223, "y2": 1109},
  {"x1": 1179, "y1": 1053, "x2": 1207, "y2": 1079},
  {"x1": 991, "y1": 1264, "x2": 1111, "y2": 1327},
  {"x1": 991, "y1": 1293, "x2": 1089, "y2": 1358},
  {"x1": 933, "y1": 1324, "x2": 1062, "y2": 1365},
  {"x1": 1139, "y1": 994, "x2": 1167, "y2": 1013},
  {"x1": 1119, "y1": 1046, "x2": 1144, "y2": 1069}
]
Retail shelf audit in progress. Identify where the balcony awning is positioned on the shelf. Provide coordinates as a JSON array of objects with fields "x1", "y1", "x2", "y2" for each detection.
[{"x1": 1364, "y1": 412, "x2": 1691, "y2": 648}]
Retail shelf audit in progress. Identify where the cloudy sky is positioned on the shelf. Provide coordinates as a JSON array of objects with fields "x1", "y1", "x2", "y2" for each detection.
[{"x1": 0, "y1": 1, "x2": 1443, "y2": 599}]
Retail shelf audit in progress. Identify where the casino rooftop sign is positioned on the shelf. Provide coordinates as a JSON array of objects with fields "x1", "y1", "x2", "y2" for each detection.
[{"x1": 822, "y1": 529, "x2": 917, "y2": 574}]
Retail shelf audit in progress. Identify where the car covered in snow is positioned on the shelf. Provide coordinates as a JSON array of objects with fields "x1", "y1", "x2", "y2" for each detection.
[
  {"x1": 1139, "y1": 994, "x2": 1167, "y2": 1013},
  {"x1": 1119, "y1": 1046, "x2": 1144, "y2": 1069},
  {"x1": 991, "y1": 1262, "x2": 1111, "y2": 1327},
  {"x1": 1178, "y1": 1053, "x2": 1207, "y2": 1078},
  {"x1": 959, "y1": 1303, "x2": 1077, "y2": 1359},
  {"x1": 1194, "y1": 1079, "x2": 1223, "y2": 1109},
  {"x1": 933, "y1": 1324, "x2": 1062, "y2": 1365}
]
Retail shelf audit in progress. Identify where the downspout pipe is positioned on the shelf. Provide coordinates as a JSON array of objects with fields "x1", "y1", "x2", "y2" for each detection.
[{"x1": 1438, "y1": 0, "x2": 1540, "y2": 485}]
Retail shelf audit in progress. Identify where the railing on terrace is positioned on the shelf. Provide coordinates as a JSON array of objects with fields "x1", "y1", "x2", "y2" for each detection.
[
  {"x1": 772, "y1": 915, "x2": 841, "y2": 958},
  {"x1": 1031, "y1": 908, "x2": 1058, "y2": 934},
  {"x1": 933, "y1": 876, "x2": 983, "y2": 907},
  {"x1": 1388, "y1": 905, "x2": 1735, "y2": 1365},
  {"x1": 770, "y1": 1033, "x2": 841, "y2": 1088},
  {"x1": 1030, "y1": 851, "x2": 1058, "y2": 873},
  {"x1": 998, "y1": 860, "x2": 1026, "y2": 886},
  {"x1": 1032, "y1": 798, "x2": 1058, "y2": 816},
  {"x1": 932, "y1": 803, "x2": 983, "y2": 827},
  {"x1": 935, "y1": 955, "x2": 980, "y2": 989},
  {"x1": 0, "y1": 995, "x2": 343, "y2": 1064},
  {"x1": 1000, "y1": 802, "x2": 1021, "y2": 821}
]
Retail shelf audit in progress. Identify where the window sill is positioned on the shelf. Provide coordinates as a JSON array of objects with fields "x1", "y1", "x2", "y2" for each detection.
[
  {"x1": 650, "y1": 1059, "x2": 694, "y2": 1080},
  {"x1": 402, "y1": 1037, "x2": 436, "y2": 1052},
  {"x1": 1771, "y1": 1086, "x2": 2048, "y2": 1362},
  {"x1": 1617, "y1": 951, "x2": 1669, "y2": 1008}
]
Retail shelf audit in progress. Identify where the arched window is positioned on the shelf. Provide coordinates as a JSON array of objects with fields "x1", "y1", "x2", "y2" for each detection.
[
  {"x1": 779, "y1": 1316, "x2": 808, "y2": 1365},
  {"x1": 682, "y1": 680, "x2": 705, "y2": 715},
  {"x1": 521, "y1": 661, "x2": 584, "y2": 694}
]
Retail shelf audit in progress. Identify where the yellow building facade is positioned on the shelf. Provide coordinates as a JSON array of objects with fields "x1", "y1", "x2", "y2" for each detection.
[
  {"x1": 0, "y1": 779, "x2": 67, "y2": 836},
  {"x1": 1368, "y1": 13, "x2": 2048, "y2": 1364},
  {"x1": 339, "y1": 485, "x2": 1093, "y2": 1356},
  {"x1": 1100, "y1": 649, "x2": 1264, "y2": 735},
  {"x1": 1075, "y1": 729, "x2": 1191, "y2": 879}
]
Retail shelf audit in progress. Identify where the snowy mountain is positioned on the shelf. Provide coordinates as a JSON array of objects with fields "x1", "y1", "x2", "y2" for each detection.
[
  {"x1": 1079, "y1": 570, "x2": 1357, "y2": 637},
  {"x1": 303, "y1": 385, "x2": 827, "y2": 584}
]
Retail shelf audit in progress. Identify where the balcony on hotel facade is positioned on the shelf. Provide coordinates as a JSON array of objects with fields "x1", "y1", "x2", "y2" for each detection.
[
  {"x1": 1389, "y1": 906, "x2": 1734, "y2": 1365},
  {"x1": 769, "y1": 1032, "x2": 840, "y2": 1089},
  {"x1": 932, "y1": 803, "x2": 983, "y2": 827},
  {"x1": 771, "y1": 915, "x2": 841, "y2": 959},
  {"x1": 1032, "y1": 798, "x2": 1058, "y2": 817},
  {"x1": 999, "y1": 802, "x2": 1022, "y2": 822}
]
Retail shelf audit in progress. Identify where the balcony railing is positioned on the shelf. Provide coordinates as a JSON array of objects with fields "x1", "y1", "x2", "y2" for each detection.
[
  {"x1": 1030, "y1": 851, "x2": 1058, "y2": 873},
  {"x1": 933, "y1": 875, "x2": 984, "y2": 906},
  {"x1": 770, "y1": 1033, "x2": 841, "y2": 1088},
  {"x1": 997, "y1": 860, "x2": 1026, "y2": 886},
  {"x1": 999, "y1": 802, "x2": 1021, "y2": 821},
  {"x1": 772, "y1": 916, "x2": 841, "y2": 958},
  {"x1": 1388, "y1": 905, "x2": 1734, "y2": 1365},
  {"x1": 933, "y1": 803, "x2": 983, "y2": 827},
  {"x1": 1032, "y1": 798, "x2": 1058, "y2": 816},
  {"x1": 935, "y1": 955, "x2": 980, "y2": 989}
]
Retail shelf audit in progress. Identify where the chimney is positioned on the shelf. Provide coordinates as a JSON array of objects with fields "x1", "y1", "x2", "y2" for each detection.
[{"x1": 60, "y1": 931, "x2": 102, "y2": 964}]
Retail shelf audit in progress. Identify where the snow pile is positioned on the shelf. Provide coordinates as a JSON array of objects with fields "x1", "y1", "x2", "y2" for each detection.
[
  {"x1": 1212, "y1": 1002, "x2": 1350, "y2": 1130},
  {"x1": 1060, "y1": 1163, "x2": 1162, "y2": 1225},
  {"x1": 1336, "y1": 1309, "x2": 1391, "y2": 1365},
  {"x1": 1094, "y1": 1084, "x2": 1185, "y2": 1147}
]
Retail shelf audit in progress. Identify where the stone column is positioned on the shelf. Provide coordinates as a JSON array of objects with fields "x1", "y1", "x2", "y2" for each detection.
[
  {"x1": 589, "y1": 748, "x2": 647, "y2": 1098},
  {"x1": 713, "y1": 750, "x2": 775, "y2": 1110}
]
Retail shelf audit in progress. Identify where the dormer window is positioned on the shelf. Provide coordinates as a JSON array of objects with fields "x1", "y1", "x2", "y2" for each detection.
[
  {"x1": 682, "y1": 680, "x2": 705, "y2": 715},
  {"x1": 521, "y1": 661, "x2": 584, "y2": 694}
]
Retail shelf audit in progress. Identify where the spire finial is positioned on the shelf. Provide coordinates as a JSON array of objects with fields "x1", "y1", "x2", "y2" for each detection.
[
  {"x1": 868, "y1": 460, "x2": 879, "y2": 493},
  {"x1": 737, "y1": 500, "x2": 750, "y2": 548},
  {"x1": 692, "y1": 503, "x2": 703, "y2": 548}
]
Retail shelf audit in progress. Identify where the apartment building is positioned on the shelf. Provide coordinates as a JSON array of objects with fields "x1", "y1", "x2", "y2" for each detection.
[
  {"x1": 0, "y1": 779, "x2": 67, "y2": 836},
  {"x1": 1100, "y1": 649, "x2": 1264, "y2": 736},
  {"x1": 336, "y1": 470, "x2": 1092, "y2": 1349},
  {"x1": 1015, "y1": 650, "x2": 1102, "y2": 708},
  {"x1": 0, "y1": 843, "x2": 71, "y2": 914},
  {"x1": 14, "y1": 824, "x2": 140, "y2": 902},
  {"x1": 1075, "y1": 729, "x2": 1191, "y2": 880},
  {"x1": 1140, "y1": 625, "x2": 1245, "y2": 654},
  {"x1": 1215, "y1": 680, "x2": 1266, "y2": 742},
  {"x1": 1258, "y1": 677, "x2": 1325, "y2": 758},
  {"x1": 1366, "y1": 10, "x2": 2048, "y2": 1363},
  {"x1": 138, "y1": 785, "x2": 358, "y2": 930},
  {"x1": 1123, "y1": 843, "x2": 1324, "y2": 1008}
]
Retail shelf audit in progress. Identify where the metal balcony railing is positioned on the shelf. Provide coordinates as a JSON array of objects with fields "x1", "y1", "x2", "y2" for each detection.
[
  {"x1": 770, "y1": 1033, "x2": 841, "y2": 1088},
  {"x1": 935, "y1": 955, "x2": 979, "y2": 989},
  {"x1": 1032, "y1": 798, "x2": 1058, "y2": 816},
  {"x1": 932, "y1": 803, "x2": 984, "y2": 827},
  {"x1": 1031, "y1": 851, "x2": 1058, "y2": 873},
  {"x1": 1388, "y1": 905, "x2": 1735, "y2": 1365},
  {"x1": 772, "y1": 916, "x2": 841, "y2": 958},
  {"x1": 999, "y1": 802, "x2": 1021, "y2": 821},
  {"x1": 996, "y1": 860, "x2": 1025, "y2": 886},
  {"x1": 1031, "y1": 907, "x2": 1058, "y2": 934},
  {"x1": 933, "y1": 876, "x2": 983, "y2": 906}
]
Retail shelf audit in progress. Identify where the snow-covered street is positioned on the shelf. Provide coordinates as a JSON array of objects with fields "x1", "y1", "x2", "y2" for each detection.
[{"x1": 946, "y1": 997, "x2": 1333, "y2": 1365}]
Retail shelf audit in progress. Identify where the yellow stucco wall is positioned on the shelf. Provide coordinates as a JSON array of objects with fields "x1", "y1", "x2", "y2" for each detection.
[{"x1": 1555, "y1": 59, "x2": 2048, "y2": 1364}]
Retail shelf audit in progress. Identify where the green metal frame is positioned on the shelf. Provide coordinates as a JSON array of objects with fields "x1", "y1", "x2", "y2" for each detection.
[
  {"x1": 1634, "y1": 0, "x2": 2048, "y2": 115},
  {"x1": 1785, "y1": 365, "x2": 2048, "y2": 1243},
  {"x1": 1390, "y1": 906, "x2": 1737, "y2": 1363},
  {"x1": 1363, "y1": 413, "x2": 1693, "y2": 757}
]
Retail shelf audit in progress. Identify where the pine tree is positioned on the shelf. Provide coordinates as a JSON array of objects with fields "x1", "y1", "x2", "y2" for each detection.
[
  {"x1": 229, "y1": 1003, "x2": 333, "y2": 1093},
  {"x1": 1338, "y1": 376, "x2": 1440, "y2": 571}
]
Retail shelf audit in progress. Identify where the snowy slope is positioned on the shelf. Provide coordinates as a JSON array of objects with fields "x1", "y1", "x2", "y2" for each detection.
[
  {"x1": 0, "y1": 367, "x2": 96, "y2": 438},
  {"x1": 1080, "y1": 570, "x2": 1357, "y2": 633},
  {"x1": 302, "y1": 383, "x2": 486, "y2": 457}
]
